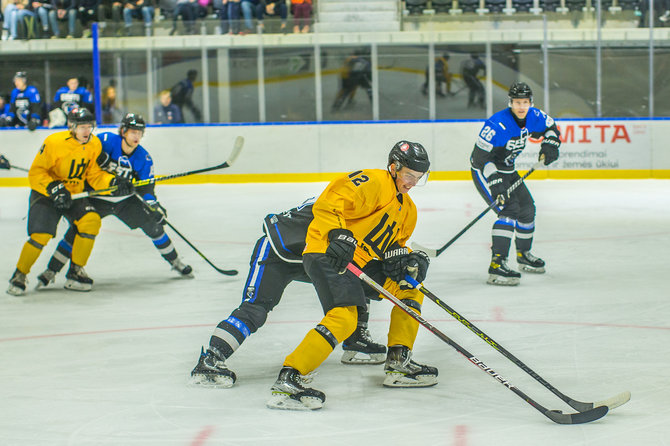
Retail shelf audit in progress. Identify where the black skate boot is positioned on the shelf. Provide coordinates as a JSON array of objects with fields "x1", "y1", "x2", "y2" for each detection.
[
  {"x1": 7, "y1": 269, "x2": 27, "y2": 296},
  {"x1": 189, "y1": 347, "x2": 237, "y2": 388},
  {"x1": 64, "y1": 264, "x2": 93, "y2": 292},
  {"x1": 383, "y1": 345, "x2": 438, "y2": 388},
  {"x1": 267, "y1": 367, "x2": 326, "y2": 411},
  {"x1": 487, "y1": 254, "x2": 521, "y2": 286},
  {"x1": 341, "y1": 326, "x2": 386, "y2": 365},
  {"x1": 35, "y1": 269, "x2": 57, "y2": 290},
  {"x1": 170, "y1": 258, "x2": 193, "y2": 277},
  {"x1": 516, "y1": 250, "x2": 546, "y2": 274}
]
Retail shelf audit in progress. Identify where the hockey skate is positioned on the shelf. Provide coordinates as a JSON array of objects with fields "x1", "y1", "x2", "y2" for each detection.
[
  {"x1": 341, "y1": 326, "x2": 386, "y2": 365},
  {"x1": 35, "y1": 269, "x2": 56, "y2": 290},
  {"x1": 267, "y1": 367, "x2": 326, "y2": 411},
  {"x1": 516, "y1": 250, "x2": 546, "y2": 274},
  {"x1": 383, "y1": 346, "x2": 438, "y2": 388},
  {"x1": 7, "y1": 269, "x2": 27, "y2": 296},
  {"x1": 189, "y1": 347, "x2": 237, "y2": 388},
  {"x1": 487, "y1": 254, "x2": 521, "y2": 286},
  {"x1": 170, "y1": 258, "x2": 193, "y2": 278},
  {"x1": 64, "y1": 264, "x2": 93, "y2": 292}
]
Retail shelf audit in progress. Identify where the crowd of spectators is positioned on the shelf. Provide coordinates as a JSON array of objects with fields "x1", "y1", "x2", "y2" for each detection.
[{"x1": 1, "y1": 0, "x2": 313, "y2": 39}]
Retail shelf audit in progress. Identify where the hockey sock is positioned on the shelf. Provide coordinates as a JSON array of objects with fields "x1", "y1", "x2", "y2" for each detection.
[
  {"x1": 151, "y1": 232, "x2": 178, "y2": 263},
  {"x1": 284, "y1": 306, "x2": 357, "y2": 375},
  {"x1": 16, "y1": 233, "x2": 52, "y2": 274},
  {"x1": 48, "y1": 239, "x2": 73, "y2": 273},
  {"x1": 514, "y1": 220, "x2": 535, "y2": 252},
  {"x1": 492, "y1": 216, "x2": 515, "y2": 257},
  {"x1": 387, "y1": 286, "x2": 423, "y2": 349},
  {"x1": 210, "y1": 315, "x2": 251, "y2": 359}
]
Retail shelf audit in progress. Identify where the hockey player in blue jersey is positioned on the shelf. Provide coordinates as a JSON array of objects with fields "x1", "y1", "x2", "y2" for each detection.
[
  {"x1": 53, "y1": 77, "x2": 94, "y2": 114},
  {"x1": 35, "y1": 113, "x2": 193, "y2": 289},
  {"x1": 470, "y1": 82, "x2": 560, "y2": 286},
  {"x1": 3, "y1": 72, "x2": 42, "y2": 131}
]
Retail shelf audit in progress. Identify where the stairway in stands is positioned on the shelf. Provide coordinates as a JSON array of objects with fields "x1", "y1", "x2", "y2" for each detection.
[{"x1": 315, "y1": 0, "x2": 401, "y2": 32}]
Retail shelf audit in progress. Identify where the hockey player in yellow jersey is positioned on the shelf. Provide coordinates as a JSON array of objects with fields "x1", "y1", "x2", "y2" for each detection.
[
  {"x1": 7, "y1": 108, "x2": 134, "y2": 296},
  {"x1": 267, "y1": 141, "x2": 436, "y2": 411}
]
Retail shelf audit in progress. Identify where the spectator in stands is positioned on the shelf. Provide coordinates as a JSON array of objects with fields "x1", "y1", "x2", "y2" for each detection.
[
  {"x1": 290, "y1": 0, "x2": 310, "y2": 33},
  {"x1": 219, "y1": 0, "x2": 244, "y2": 34},
  {"x1": 154, "y1": 89, "x2": 183, "y2": 124},
  {"x1": 256, "y1": 0, "x2": 286, "y2": 33},
  {"x1": 331, "y1": 48, "x2": 372, "y2": 112},
  {"x1": 122, "y1": 0, "x2": 154, "y2": 35},
  {"x1": 4, "y1": 71, "x2": 42, "y2": 130},
  {"x1": 77, "y1": 0, "x2": 101, "y2": 37},
  {"x1": 102, "y1": 78, "x2": 123, "y2": 124},
  {"x1": 170, "y1": 0, "x2": 196, "y2": 34},
  {"x1": 422, "y1": 53, "x2": 453, "y2": 98},
  {"x1": 48, "y1": 0, "x2": 76, "y2": 38},
  {"x1": 99, "y1": 0, "x2": 124, "y2": 34},
  {"x1": 5, "y1": 0, "x2": 36, "y2": 40},
  {"x1": 170, "y1": 69, "x2": 201, "y2": 122},
  {"x1": 461, "y1": 53, "x2": 486, "y2": 109},
  {"x1": 240, "y1": 0, "x2": 257, "y2": 32},
  {"x1": 31, "y1": 0, "x2": 51, "y2": 36}
]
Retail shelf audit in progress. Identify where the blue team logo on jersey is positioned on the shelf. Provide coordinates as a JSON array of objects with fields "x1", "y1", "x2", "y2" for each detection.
[{"x1": 116, "y1": 156, "x2": 134, "y2": 178}]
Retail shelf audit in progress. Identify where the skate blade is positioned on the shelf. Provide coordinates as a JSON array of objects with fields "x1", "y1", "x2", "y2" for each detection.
[
  {"x1": 341, "y1": 351, "x2": 386, "y2": 365},
  {"x1": 518, "y1": 264, "x2": 546, "y2": 274},
  {"x1": 7, "y1": 286, "x2": 26, "y2": 296},
  {"x1": 35, "y1": 279, "x2": 54, "y2": 291},
  {"x1": 487, "y1": 275, "x2": 520, "y2": 286},
  {"x1": 188, "y1": 373, "x2": 235, "y2": 389},
  {"x1": 64, "y1": 280, "x2": 92, "y2": 292},
  {"x1": 383, "y1": 372, "x2": 438, "y2": 388},
  {"x1": 266, "y1": 393, "x2": 323, "y2": 411}
]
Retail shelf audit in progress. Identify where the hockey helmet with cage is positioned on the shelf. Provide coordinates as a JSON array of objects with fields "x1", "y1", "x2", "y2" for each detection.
[
  {"x1": 14, "y1": 71, "x2": 28, "y2": 81},
  {"x1": 119, "y1": 113, "x2": 146, "y2": 135},
  {"x1": 388, "y1": 140, "x2": 430, "y2": 173},
  {"x1": 508, "y1": 81, "x2": 533, "y2": 106}
]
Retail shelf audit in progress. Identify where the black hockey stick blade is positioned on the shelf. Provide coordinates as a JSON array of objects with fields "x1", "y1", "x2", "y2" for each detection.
[{"x1": 545, "y1": 406, "x2": 609, "y2": 425}]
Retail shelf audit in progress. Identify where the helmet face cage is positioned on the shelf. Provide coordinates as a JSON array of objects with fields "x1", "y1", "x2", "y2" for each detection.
[
  {"x1": 508, "y1": 82, "x2": 533, "y2": 107},
  {"x1": 388, "y1": 140, "x2": 431, "y2": 186},
  {"x1": 119, "y1": 113, "x2": 146, "y2": 135}
]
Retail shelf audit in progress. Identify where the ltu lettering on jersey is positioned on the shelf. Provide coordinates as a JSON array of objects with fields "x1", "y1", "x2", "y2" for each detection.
[
  {"x1": 470, "y1": 357, "x2": 515, "y2": 389},
  {"x1": 68, "y1": 159, "x2": 89, "y2": 180},
  {"x1": 363, "y1": 213, "x2": 399, "y2": 257}
]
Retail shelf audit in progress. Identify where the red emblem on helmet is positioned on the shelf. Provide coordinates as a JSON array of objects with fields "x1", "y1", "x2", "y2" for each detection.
[{"x1": 400, "y1": 143, "x2": 409, "y2": 152}]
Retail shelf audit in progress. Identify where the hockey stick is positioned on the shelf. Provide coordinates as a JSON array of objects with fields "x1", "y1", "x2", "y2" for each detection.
[
  {"x1": 412, "y1": 160, "x2": 545, "y2": 257},
  {"x1": 71, "y1": 136, "x2": 245, "y2": 199},
  {"x1": 403, "y1": 274, "x2": 631, "y2": 412},
  {"x1": 135, "y1": 193, "x2": 238, "y2": 276},
  {"x1": 346, "y1": 262, "x2": 608, "y2": 425},
  {"x1": 9, "y1": 164, "x2": 30, "y2": 173}
]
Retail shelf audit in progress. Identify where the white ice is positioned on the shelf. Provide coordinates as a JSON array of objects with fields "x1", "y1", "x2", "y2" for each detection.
[{"x1": 1, "y1": 179, "x2": 669, "y2": 446}]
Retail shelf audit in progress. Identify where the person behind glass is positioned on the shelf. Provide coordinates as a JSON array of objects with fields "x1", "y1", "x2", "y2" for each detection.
[
  {"x1": 4, "y1": 71, "x2": 41, "y2": 131},
  {"x1": 53, "y1": 76, "x2": 94, "y2": 115},
  {"x1": 256, "y1": 0, "x2": 286, "y2": 33},
  {"x1": 48, "y1": 0, "x2": 76, "y2": 38},
  {"x1": 461, "y1": 53, "x2": 486, "y2": 109},
  {"x1": 77, "y1": 0, "x2": 101, "y2": 37},
  {"x1": 331, "y1": 48, "x2": 372, "y2": 112},
  {"x1": 154, "y1": 90, "x2": 183, "y2": 124},
  {"x1": 421, "y1": 53, "x2": 452, "y2": 98},
  {"x1": 122, "y1": 0, "x2": 154, "y2": 35},
  {"x1": 0, "y1": 93, "x2": 10, "y2": 124},
  {"x1": 219, "y1": 0, "x2": 249, "y2": 35},
  {"x1": 169, "y1": 0, "x2": 196, "y2": 34},
  {"x1": 470, "y1": 82, "x2": 560, "y2": 286},
  {"x1": 29, "y1": 0, "x2": 51, "y2": 36},
  {"x1": 170, "y1": 69, "x2": 201, "y2": 122},
  {"x1": 290, "y1": 0, "x2": 309, "y2": 33},
  {"x1": 102, "y1": 78, "x2": 123, "y2": 124}
]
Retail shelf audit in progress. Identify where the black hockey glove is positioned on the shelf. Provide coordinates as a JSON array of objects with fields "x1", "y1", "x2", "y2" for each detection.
[
  {"x1": 47, "y1": 181, "x2": 72, "y2": 211},
  {"x1": 0, "y1": 155, "x2": 10, "y2": 170},
  {"x1": 325, "y1": 228, "x2": 357, "y2": 274},
  {"x1": 146, "y1": 199, "x2": 167, "y2": 224},
  {"x1": 382, "y1": 246, "x2": 411, "y2": 283},
  {"x1": 109, "y1": 176, "x2": 135, "y2": 196},
  {"x1": 405, "y1": 250, "x2": 430, "y2": 285},
  {"x1": 486, "y1": 172, "x2": 507, "y2": 204},
  {"x1": 3, "y1": 116, "x2": 14, "y2": 127},
  {"x1": 539, "y1": 136, "x2": 560, "y2": 166},
  {"x1": 27, "y1": 118, "x2": 40, "y2": 131}
]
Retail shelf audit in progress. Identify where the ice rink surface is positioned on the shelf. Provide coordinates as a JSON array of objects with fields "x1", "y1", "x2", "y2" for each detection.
[{"x1": 0, "y1": 179, "x2": 668, "y2": 446}]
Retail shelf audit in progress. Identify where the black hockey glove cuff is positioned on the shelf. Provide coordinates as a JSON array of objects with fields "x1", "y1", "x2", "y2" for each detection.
[
  {"x1": 110, "y1": 176, "x2": 135, "y2": 197},
  {"x1": 27, "y1": 118, "x2": 40, "y2": 131},
  {"x1": 382, "y1": 246, "x2": 410, "y2": 283},
  {"x1": 326, "y1": 228, "x2": 357, "y2": 274},
  {"x1": 540, "y1": 137, "x2": 560, "y2": 166},
  {"x1": 146, "y1": 199, "x2": 167, "y2": 224},
  {"x1": 486, "y1": 172, "x2": 507, "y2": 204},
  {"x1": 47, "y1": 180, "x2": 72, "y2": 211}
]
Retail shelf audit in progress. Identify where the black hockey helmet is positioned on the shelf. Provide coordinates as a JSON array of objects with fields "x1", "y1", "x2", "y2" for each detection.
[
  {"x1": 119, "y1": 113, "x2": 146, "y2": 134},
  {"x1": 67, "y1": 107, "x2": 95, "y2": 129},
  {"x1": 388, "y1": 140, "x2": 430, "y2": 173},
  {"x1": 508, "y1": 81, "x2": 533, "y2": 104},
  {"x1": 14, "y1": 71, "x2": 27, "y2": 80}
]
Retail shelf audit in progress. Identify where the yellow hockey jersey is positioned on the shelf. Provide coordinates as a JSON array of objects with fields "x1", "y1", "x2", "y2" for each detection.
[
  {"x1": 29, "y1": 130, "x2": 114, "y2": 196},
  {"x1": 304, "y1": 168, "x2": 417, "y2": 267}
]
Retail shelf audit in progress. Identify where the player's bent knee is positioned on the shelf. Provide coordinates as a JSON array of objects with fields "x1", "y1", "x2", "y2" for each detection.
[
  {"x1": 75, "y1": 212, "x2": 102, "y2": 236},
  {"x1": 319, "y1": 306, "x2": 358, "y2": 344},
  {"x1": 30, "y1": 233, "x2": 53, "y2": 248}
]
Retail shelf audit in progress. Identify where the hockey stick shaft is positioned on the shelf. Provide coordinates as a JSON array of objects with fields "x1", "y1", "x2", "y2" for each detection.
[
  {"x1": 347, "y1": 263, "x2": 608, "y2": 425},
  {"x1": 403, "y1": 275, "x2": 630, "y2": 412},
  {"x1": 71, "y1": 136, "x2": 244, "y2": 199},
  {"x1": 134, "y1": 193, "x2": 238, "y2": 276},
  {"x1": 10, "y1": 164, "x2": 30, "y2": 173},
  {"x1": 413, "y1": 160, "x2": 545, "y2": 257}
]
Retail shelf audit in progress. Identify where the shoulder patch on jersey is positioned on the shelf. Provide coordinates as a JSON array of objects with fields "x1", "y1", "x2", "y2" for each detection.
[{"x1": 476, "y1": 136, "x2": 493, "y2": 152}]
